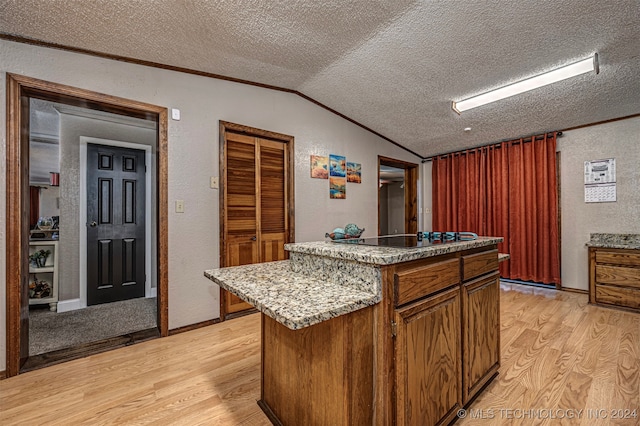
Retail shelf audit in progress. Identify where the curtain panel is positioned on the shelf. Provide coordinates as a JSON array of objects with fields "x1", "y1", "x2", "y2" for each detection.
[{"x1": 432, "y1": 133, "x2": 560, "y2": 285}]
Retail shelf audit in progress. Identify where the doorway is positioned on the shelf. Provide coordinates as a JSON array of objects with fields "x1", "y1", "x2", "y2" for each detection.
[
  {"x1": 219, "y1": 121, "x2": 295, "y2": 320},
  {"x1": 378, "y1": 156, "x2": 419, "y2": 236},
  {"x1": 5, "y1": 74, "x2": 169, "y2": 377}
]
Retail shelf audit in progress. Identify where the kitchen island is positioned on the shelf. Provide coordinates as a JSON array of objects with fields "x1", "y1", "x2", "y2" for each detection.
[{"x1": 205, "y1": 236, "x2": 503, "y2": 425}]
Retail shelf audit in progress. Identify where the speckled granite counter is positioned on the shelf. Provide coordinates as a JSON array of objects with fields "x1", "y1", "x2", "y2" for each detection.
[
  {"x1": 205, "y1": 237, "x2": 502, "y2": 330},
  {"x1": 205, "y1": 260, "x2": 379, "y2": 330},
  {"x1": 586, "y1": 233, "x2": 640, "y2": 250},
  {"x1": 286, "y1": 236, "x2": 503, "y2": 265}
]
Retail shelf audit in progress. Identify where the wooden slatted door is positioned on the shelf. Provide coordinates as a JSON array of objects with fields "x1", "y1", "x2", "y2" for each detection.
[{"x1": 222, "y1": 128, "x2": 290, "y2": 317}]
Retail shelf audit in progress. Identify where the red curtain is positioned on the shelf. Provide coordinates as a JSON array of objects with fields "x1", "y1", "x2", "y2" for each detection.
[
  {"x1": 432, "y1": 133, "x2": 560, "y2": 285},
  {"x1": 29, "y1": 186, "x2": 40, "y2": 229}
]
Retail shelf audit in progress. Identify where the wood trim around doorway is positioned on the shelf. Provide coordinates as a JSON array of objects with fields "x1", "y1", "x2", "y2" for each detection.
[
  {"x1": 378, "y1": 156, "x2": 419, "y2": 236},
  {"x1": 5, "y1": 73, "x2": 169, "y2": 377},
  {"x1": 218, "y1": 121, "x2": 295, "y2": 320}
]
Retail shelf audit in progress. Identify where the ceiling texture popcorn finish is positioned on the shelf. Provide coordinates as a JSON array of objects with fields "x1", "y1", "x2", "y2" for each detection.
[{"x1": 1, "y1": 0, "x2": 639, "y2": 157}]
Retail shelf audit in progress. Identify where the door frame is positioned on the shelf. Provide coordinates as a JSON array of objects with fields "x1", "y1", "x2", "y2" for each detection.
[
  {"x1": 5, "y1": 73, "x2": 169, "y2": 377},
  {"x1": 378, "y1": 156, "x2": 419, "y2": 236},
  {"x1": 80, "y1": 137, "x2": 154, "y2": 309},
  {"x1": 218, "y1": 121, "x2": 295, "y2": 320}
]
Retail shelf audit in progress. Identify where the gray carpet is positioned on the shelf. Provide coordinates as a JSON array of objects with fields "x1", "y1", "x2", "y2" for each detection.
[{"x1": 29, "y1": 297, "x2": 157, "y2": 355}]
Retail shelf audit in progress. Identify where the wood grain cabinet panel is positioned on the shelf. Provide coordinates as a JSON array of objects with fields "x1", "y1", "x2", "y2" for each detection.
[
  {"x1": 394, "y1": 286, "x2": 462, "y2": 426},
  {"x1": 394, "y1": 257, "x2": 460, "y2": 306},
  {"x1": 462, "y1": 250, "x2": 498, "y2": 281},
  {"x1": 462, "y1": 272, "x2": 500, "y2": 403},
  {"x1": 589, "y1": 247, "x2": 640, "y2": 312}
]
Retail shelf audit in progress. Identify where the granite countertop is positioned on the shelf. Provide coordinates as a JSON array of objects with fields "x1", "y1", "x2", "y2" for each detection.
[
  {"x1": 586, "y1": 233, "x2": 640, "y2": 250},
  {"x1": 285, "y1": 236, "x2": 503, "y2": 266},
  {"x1": 205, "y1": 260, "x2": 380, "y2": 330}
]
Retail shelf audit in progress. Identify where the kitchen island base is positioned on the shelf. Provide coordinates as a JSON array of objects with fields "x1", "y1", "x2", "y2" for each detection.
[
  {"x1": 206, "y1": 237, "x2": 503, "y2": 426},
  {"x1": 259, "y1": 306, "x2": 374, "y2": 425}
]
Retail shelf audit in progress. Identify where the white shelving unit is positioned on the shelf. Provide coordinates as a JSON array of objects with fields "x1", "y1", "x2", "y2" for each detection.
[{"x1": 29, "y1": 240, "x2": 59, "y2": 312}]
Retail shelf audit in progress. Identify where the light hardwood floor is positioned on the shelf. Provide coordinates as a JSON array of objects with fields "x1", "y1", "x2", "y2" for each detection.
[{"x1": 1, "y1": 283, "x2": 638, "y2": 425}]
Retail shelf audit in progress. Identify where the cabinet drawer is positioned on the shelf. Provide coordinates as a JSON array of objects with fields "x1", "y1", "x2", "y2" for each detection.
[
  {"x1": 462, "y1": 250, "x2": 498, "y2": 281},
  {"x1": 595, "y1": 284, "x2": 640, "y2": 310},
  {"x1": 394, "y1": 258, "x2": 460, "y2": 306},
  {"x1": 596, "y1": 251, "x2": 640, "y2": 266},
  {"x1": 596, "y1": 265, "x2": 640, "y2": 289}
]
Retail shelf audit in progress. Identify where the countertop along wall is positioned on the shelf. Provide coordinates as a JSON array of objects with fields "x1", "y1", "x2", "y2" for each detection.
[
  {"x1": 0, "y1": 39, "x2": 421, "y2": 370},
  {"x1": 557, "y1": 116, "x2": 640, "y2": 290}
]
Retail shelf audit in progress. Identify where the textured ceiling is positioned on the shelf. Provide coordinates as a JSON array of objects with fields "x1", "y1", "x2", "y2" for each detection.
[{"x1": 2, "y1": 0, "x2": 639, "y2": 157}]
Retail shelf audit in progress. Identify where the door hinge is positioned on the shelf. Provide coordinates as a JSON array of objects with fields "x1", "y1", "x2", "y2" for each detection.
[{"x1": 391, "y1": 321, "x2": 397, "y2": 338}]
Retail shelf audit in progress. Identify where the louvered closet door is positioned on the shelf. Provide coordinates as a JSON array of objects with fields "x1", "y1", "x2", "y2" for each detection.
[
  {"x1": 222, "y1": 132, "x2": 289, "y2": 316},
  {"x1": 224, "y1": 133, "x2": 259, "y2": 314},
  {"x1": 258, "y1": 139, "x2": 288, "y2": 262}
]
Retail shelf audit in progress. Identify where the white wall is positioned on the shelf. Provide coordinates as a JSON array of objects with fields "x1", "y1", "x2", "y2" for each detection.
[
  {"x1": 558, "y1": 116, "x2": 640, "y2": 290},
  {"x1": 38, "y1": 185, "x2": 60, "y2": 218},
  {"x1": 0, "y1": 39, "x2": 421, "y2": 370}
]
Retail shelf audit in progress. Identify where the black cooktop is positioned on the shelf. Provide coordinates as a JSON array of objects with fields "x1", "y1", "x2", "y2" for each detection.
[
  {"x1": 332, "y1": 235, "x2": 454, "y2": 248},
  {"x1": 331, "y1": 232, "x2": 478, "y2": 248}
]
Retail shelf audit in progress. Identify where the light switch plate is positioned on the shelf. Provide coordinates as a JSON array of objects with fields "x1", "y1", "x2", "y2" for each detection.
[
  {"x1": 175, "y1": 200, "x2": 185, "y2": 213},
  {"x1": 210, "y1": 176, "x2": 219, "y2": 189},
  {"x1": 171, "y1": 108, "x2": 181, "y2": 120}
]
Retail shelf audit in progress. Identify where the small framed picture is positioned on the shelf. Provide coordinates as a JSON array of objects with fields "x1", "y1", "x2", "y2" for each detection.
[
  {"x1": 347, "y1": 162, "x2": 361, "y2": 183},
  {"x1": 330, "y1": 177, "x2": 346, "y2": 199},
  {"x1": 329, "y1": 154, "x2": 346, "y2": 178},
  {"x1": 310, "y1": 155, "x2": 329, "y2": 179}
]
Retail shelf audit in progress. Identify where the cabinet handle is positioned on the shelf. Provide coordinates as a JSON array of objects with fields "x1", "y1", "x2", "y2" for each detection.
[{"x1": 251, "y1": 236, "x2": 257, "y2": 241}]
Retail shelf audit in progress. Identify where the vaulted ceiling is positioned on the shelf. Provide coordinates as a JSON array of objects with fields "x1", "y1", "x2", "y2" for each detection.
[{"x1": 2, "y1": 0, "x2": 639, "y2": 158}]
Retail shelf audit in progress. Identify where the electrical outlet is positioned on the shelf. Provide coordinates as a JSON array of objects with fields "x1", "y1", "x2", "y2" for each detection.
[
  {"x1": 425, "y1": 207, "x2": 431, "y2": 214},
  {"x1": 210, "y1": 176, "x2": 219, "y2": 189},
  {"x1": 175, "y1": 200, "x2": 185, "y2": 213}
]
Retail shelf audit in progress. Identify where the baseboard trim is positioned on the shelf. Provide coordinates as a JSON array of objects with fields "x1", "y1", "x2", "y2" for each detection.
[
  {"x1": 0, "y1": 370, "x2": 6, "y2": 380},
  {"x1": 561, "y1": 287, "x2": 589, "y2": 294},
  {"x1": 56, "y1": 298, "x2": 84, "y2": 313},
  {"x1": 168, "y1": 318, "x2": 222, "y2": 335},
  {"x1": 148, "y1": 287, "x2": 157, "y2": 298}
]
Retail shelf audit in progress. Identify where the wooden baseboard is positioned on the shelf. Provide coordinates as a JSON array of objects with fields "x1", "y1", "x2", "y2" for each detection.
[
  {"x1": 168, "y1": 318, "x2": 222, "y2": 335},
  {"x1": 224, "y1": 308, "x2": 259, "y2": 322},
  {"x1": 21, "y1": 328, "x2": 160, "y2": 373},
  {"x1": 561, "y1": 287, "x2": 589, "y2": 294},
  {"x1": 0, "y1": 370, "x2": 6, "y2": 380},
  {"x1": 258, "y1": 400, "x2": 283, "y2": 426}
]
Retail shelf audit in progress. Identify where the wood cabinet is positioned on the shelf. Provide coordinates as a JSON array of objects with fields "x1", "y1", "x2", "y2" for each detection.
[
  {"x1": 462, "y1": 272, "x2": 500, "y2": 403},
  {"x1": 589, "y1": 247, "x2": 640, "y2": 311},
  {"x1": 394, "y1": 286, "x2": 462, "y2": 425},
  {"x1": 258, "y1": 244, "x2": 500, "y2": 426}
]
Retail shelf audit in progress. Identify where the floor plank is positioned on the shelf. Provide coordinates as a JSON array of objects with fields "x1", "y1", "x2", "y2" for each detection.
[{"x1": 1, "y1": 283, "x2": 638, "y2": 425}]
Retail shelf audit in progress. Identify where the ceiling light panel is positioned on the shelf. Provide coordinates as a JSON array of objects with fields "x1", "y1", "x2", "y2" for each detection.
[{"x1": 452, "y1": 54, "x2": 598, "y2": 113}]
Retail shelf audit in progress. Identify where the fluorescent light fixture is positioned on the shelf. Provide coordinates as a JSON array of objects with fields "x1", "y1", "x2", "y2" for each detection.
[{"x1": 452, "y1": 54, "x2": 599, "y2": 113}]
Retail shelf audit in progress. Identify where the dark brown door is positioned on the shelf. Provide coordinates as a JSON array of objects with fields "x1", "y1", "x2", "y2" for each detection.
[
  {"x1": 221, "y1": 128, "x2": 290, "y2": 316},
  {"x1": 87, "y1": 144, "x2": 146, "y2": 305}
]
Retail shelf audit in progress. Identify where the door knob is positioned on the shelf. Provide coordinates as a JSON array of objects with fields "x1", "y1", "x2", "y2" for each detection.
[{"x1": 90, "y1": 221, "x2": 97, "y2": 227}]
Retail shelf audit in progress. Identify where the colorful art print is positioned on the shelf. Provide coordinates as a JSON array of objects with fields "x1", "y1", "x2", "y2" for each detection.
[
  {"x1": 347, "y1": 162, "x2": 361, "y2": 183},
  {"x1": 330, "y1": 177, "x2": 346, "y2": 199},
  {"x1": 310, "y1": 155, "x2": 329, "y2": 179},
  {"x1": 329, "y1": 154, "x2": 346, "y2": 177}
]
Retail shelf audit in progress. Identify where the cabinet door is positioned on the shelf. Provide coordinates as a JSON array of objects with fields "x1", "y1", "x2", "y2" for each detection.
[
  {"x1": 462, "y1": 272, "x2": 500, "y2": 403},
  {"x1": 395, "y1": 286, "x2": 461, "y2": 426}
]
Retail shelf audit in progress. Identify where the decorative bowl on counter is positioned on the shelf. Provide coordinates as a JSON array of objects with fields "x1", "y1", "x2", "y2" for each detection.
[{"x1": 325, "y1": 223, "x2": 365, "y2": 240}]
